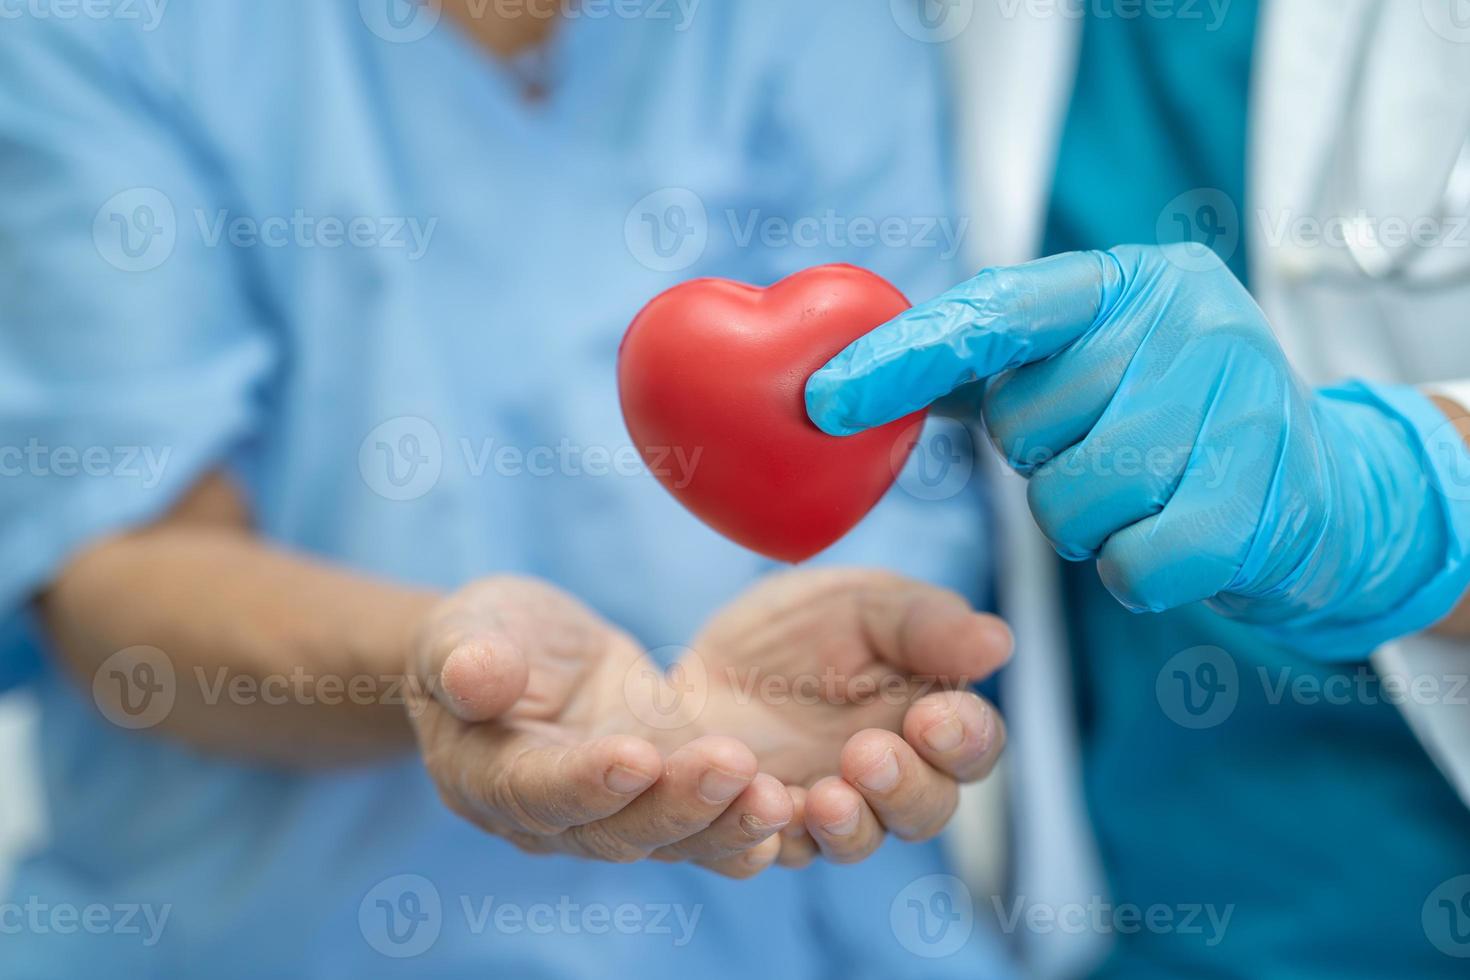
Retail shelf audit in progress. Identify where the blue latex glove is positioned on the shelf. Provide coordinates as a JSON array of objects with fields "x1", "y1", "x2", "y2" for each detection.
[{"x1": 807, "y1": 245, "x2": 1470, "y2": 657}]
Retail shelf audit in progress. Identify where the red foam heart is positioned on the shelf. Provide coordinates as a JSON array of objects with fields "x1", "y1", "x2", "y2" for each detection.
[{"x1": 618, "y1": 264, "x2": 925, "y2": 562}]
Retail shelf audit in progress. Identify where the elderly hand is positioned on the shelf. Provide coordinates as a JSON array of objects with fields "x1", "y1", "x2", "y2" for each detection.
[
  {"x1": 407, "y1": 570, "x2": 1009, "y2": 878},
  {"x1": 408, "y1": 576, "x2": 795, "y2": 878},
  {"x1": 685, "y1": 568, "x2": 1007, "y2": 867}
]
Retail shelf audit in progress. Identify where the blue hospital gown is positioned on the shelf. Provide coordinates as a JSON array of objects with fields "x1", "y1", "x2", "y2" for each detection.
[{"x1": 0, "y1": 2, "x2": 1007, "y2": 977}]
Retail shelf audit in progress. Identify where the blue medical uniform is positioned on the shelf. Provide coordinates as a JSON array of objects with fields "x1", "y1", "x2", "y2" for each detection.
[
  {"x1": 1043, "y1": 4, "x2": 1470, "y2": 976},
  {"x1": 0, "y1": 3, "x2": 1008, "y2": 977}
]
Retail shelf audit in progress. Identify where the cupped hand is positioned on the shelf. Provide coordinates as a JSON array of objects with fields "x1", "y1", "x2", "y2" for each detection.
[
  {"x1": 406, "y1": 576, "x2": 794, "y2": 878},
  {"x1": 685, "y1": 568, "x2": 1010, "y2": 867},
  {"x1": 406, "y1": 570, "x2": 1011, "y2": 879}
]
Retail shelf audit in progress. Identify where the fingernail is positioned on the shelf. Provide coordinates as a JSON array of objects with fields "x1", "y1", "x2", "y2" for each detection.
[
  {"x1": 698, "y1": 768, "x2": 747, "y2": 804},
  {"x1": 739, "y1": 814, "x2": 775, "y2": 838},
  {"x1": 857, "y1": 749, "x2": 900, "y2": 793},
  {"x1": 441, "y1": 646, "x2": 479, "y2": 703},
  {"x1": 605, "y1": 764, "x2": 654, "y2": 795},
  {"x1": 975, "y1": 701, "x2": 997, "y2": 754},
  {"x1": 923, "y1": 715, "x2": 965, "y2": 753},
  {"x1": 822, "y1": 809, "x2": 861, "y2": 838}
]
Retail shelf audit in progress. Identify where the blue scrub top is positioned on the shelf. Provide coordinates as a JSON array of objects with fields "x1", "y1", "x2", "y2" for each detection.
[
  {"x1": 0, "y1": 3, "x2": 1008, "y2": 977},
  {"x1": 1042, "y1": 4, "x2": 1470, "y2": 976}
]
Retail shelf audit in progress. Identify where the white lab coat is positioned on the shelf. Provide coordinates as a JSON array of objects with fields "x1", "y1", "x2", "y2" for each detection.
[{"x1": 941, "y1": 2, "x2": 1470, "y2": 975}]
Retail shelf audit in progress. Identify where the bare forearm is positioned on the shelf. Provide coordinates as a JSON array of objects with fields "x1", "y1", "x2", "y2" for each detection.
[
  {"x1": 1429, "y1": 395, "x2": 1470, "y2": 638},
  {"x1": 41, "y1": 524, "x2": 439, "y2": 767}
]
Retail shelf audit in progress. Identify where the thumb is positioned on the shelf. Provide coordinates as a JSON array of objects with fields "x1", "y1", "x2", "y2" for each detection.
[
  {"x1": 416, "y1": 624, "x2": 530, "y2": 723},
  {"x1": 805, "y1": 249, "x2": 1124, "y2": 435},
  {"x1": 861, "y1": 585, "x2": 1014, "y2": 685}
]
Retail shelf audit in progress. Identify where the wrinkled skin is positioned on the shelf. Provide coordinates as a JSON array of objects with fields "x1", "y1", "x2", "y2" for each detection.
[{"x1": 407, "y1": 568, "x2": 1010, "y2": 877}]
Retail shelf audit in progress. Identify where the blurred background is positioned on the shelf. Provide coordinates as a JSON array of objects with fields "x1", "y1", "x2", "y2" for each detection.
[{"x1": 0, "y1": 693, "x2": 41, "y2": 895}]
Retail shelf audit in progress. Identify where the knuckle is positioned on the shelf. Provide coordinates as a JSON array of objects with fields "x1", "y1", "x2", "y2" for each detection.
[
  {"x1": 568, "y1": 823, "x2": 650, "y2": 864},
  {"x1": 973, "y1": 266, "x2": 1032, "y2": 316},
  {"x1": 891, "y1": 792, "x2": 958, "y2": 843},
  {"x1": 634, "y1": 807, "x2": 703, "y2": 848},
  {"x1": 1027, "y1": 486, "x2": 1097, "y2": 563},
  {"x1": 481, "y1": 759, "x2": 561, "y2": 837}
]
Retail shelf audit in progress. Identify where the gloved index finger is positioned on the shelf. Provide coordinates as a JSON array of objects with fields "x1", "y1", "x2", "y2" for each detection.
[{"x1": 805, "y1": 249, "x2": 1123, "y2": 436}]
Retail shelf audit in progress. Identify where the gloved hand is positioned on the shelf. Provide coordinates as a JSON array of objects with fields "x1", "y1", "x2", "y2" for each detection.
[{"x1": 807, "y1": 244, "x2": 1470, "y2": 657}]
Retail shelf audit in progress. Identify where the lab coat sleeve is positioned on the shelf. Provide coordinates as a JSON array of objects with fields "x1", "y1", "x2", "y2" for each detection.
[
  {"x1": 0, "y1": 17, "x2": 276, "y2": 690},
  {"x1": 751, "y1": 1, "x2": 965, "y2": 303}
]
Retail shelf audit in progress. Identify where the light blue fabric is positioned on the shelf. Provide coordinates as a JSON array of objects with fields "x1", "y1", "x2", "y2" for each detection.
[{"x1": 0, "y1": 3, "x2": 1003, "y2": 977}]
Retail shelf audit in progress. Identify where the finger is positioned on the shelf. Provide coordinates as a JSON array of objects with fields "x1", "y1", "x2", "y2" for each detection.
[
  {"x1": 698, "y1": 834, "x2": 783, "y2": 880},
  {"x1": 652, "y1": 773, "x2": 793, "y2": 863},
  {"x1": 902, "y1": 689, "x2": 1005, "y2": 783},
  {"x1": 1025, "y1": 364, "x2": 1214, "y2": 559},
  {"x1": 806, "y1": 250, "x2": 1124, "y2": 435},
  {"x1": 418, "y1": 628, "x2": 530, "y2": 723},
  {"x1": 777, "y1": 785, "x2": 819, "y2": 869},
  {"x1": 568, "y1": 736, "x2": 756, "y2": 860},
  {"x1": 1097, "y1": 402, "x2": 1284, "y2": 615},
  {"x1": 840, "y1": 730, "x2": 957, "y2": 842},
  {"x1": 456, "y1": 731, "x2": 662, "y2": 835},
  {"x1": 855, "y1": 582, "x2": 1013, "y2": 683},
  {"x1": 804, "y1": 776, "x2": 885, "y2": 864}
]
